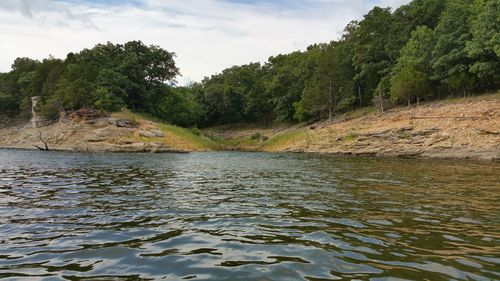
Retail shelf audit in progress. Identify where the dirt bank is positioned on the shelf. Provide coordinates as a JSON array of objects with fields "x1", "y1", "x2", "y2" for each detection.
[{"x1": 209, "y1": 94, "x2": 500, "y2": 161}]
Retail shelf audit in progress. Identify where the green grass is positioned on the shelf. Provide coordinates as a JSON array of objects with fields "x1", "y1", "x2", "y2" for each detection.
[
  {"x1": 113, "y1": 110, "x2": 222, "y2": 151},
  {"x1": 205, "y1": 135, "x2": 262, "y2": 151},
  {"x1": 342, "y1": 132, "x2": 358, "y2": 142},
  {"x1": 157, "y1": 123, "x2": 223, "y2": 150},
  {"x1": 113, "y1": 110, "x2": 159, "y2": 123},
  {"x1": 339, "y1": 106, "x2": 377, "y2": 119},
  {"x1": 261, "y1": 129, "x2": 309, "y2": 151}
]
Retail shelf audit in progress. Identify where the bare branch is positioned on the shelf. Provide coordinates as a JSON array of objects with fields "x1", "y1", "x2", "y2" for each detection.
[{"x1": 34, "y1": 131, "x2": 49, "y2": 151}]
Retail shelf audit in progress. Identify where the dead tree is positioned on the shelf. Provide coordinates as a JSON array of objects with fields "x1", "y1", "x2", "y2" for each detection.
[{"x1": 34, "y1": 131, "x2": 49, "y2": 151}]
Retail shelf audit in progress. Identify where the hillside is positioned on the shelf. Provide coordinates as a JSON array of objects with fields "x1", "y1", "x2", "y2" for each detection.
[
  {"x1": 211, "y1": 94, "x2": 500, "y2": 161},
  {"x1": 1, "y1": 94, "x2": 498, "y2": 160},
  {"x1": 0, "y1": 110, "x2": 221, "y2": 153}
]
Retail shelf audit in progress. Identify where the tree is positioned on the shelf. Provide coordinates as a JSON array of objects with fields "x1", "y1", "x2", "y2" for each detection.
[
  {"x1": 391, "y1": 26, "x2": 435, "y2": 104},
  {"x1": 92, "y1": 69, "x2": 128, "y2": 111},
  {"x1": 466, "y1": 0, "x2": 500, "y2": 84},
  {"x1": 431, "y1": 0, "x2": 474, "y2": 96},
  {"x1": 300, "y1": 42, "x2": 355, "y2": 120},
  {"x1": 0, "y1": 92, "x2": 18, "y2": 116},
  {"x1": 265, "y1": 51, "x2": 317, "y2": 121},
  {"x1": 351, "y1": 7, "x2": 394, "y2": 106}
]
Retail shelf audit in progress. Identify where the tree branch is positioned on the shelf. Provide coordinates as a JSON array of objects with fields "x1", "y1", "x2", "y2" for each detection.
[{"x1": 34, "y1": 131, "x2": 49, "y2": 151}]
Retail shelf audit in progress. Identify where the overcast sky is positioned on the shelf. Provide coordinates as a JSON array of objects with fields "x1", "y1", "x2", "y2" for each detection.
[{"x1": 0, "y1": 0, "x2": 411, "y2": 84}]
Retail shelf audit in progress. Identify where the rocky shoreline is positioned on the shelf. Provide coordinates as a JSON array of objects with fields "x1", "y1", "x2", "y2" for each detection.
[
  {"x1": 288, "y1": 126, "x2": 499, "y2": 161},
  {"x1": 0, "y1": 111, "x2": 203, "y2": 153},
  {"x1": 1, "y1": 96, "x2": 499, "y2": 160},
  {"x1": 266, "y1": 97, "x2": 500, "y2": 161}
]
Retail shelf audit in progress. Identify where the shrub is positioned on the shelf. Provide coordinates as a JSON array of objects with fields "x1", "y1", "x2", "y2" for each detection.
[
  {"x1": 250, "y1": 132, "x2": 262, "y2": 140},
  {"x1": 190, "y1": 128, "x2": 201, "y2": 136}
]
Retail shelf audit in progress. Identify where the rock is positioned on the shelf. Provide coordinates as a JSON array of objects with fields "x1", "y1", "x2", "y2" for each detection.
[
  {"x1": 139, "y1": 130, "x2": 155, "y2": 138},
  {"x1": 363, "y1": 129, "x2": 392, "y2": 137},
  {"x1": 151, "y1": 130, "x2": 165, "y2": 137},
  {"x1": 393, "y1": 126, "x2": 415, "y2": 133},
  {"x1": 85, "y1": 118, "x2": 110, "y2": 127},
  {"x1": 411, "y1": 128, "x2": 440, "y2": 137},
  {"x1": 116, "y1": 119, "x2": 136, "y2": 128},
  {"x1": 108, "y1": 118, "x2": 137, "y2": 128},
  {"x1": 85, "y1": 127, "x2": 124, "y2": 142},
  {"x1": 139, "y1": 129, "x2": 165, "y2": 138},
  {"x1": 69, "y1": 108, "x2": 105, "y2": 122}
]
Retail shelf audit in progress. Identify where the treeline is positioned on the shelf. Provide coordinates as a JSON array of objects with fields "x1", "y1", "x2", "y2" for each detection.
[
  {"x1": 0, "y1": 0, "x2": 498, "y2": 128},
  {"x1": 194, "y1": 0, "x2": 498, "y2": 125},
  {"x1": 0, "y1": 41, "x2": 185, "y2": 121}
]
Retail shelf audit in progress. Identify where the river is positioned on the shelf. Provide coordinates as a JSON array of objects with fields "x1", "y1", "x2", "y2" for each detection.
[{"x1": 0, "y1": 149, "x2": 499, "y2": 280}]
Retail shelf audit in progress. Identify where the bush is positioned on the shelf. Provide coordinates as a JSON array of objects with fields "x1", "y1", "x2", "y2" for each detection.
[
  {"x1": 93, "y1": 87, "x2": 125, "y2": 112},
  {"x1": 190, "y1": 128, "x2": 201, "y2": 136},
  {"x1": 0, "y1": 92, "x2": 19, "y2": 117},
  {"x1": 38, "y1": 101, "x2": 60, "y2": 120},
  {"x1": 250, "y1": 132, "x2": 262, "y2": 140}
]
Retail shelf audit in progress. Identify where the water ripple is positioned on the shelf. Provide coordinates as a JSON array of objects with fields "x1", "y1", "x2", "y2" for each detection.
[{"x1": 0, "y1": 149, "x2": 499, "y2": 280}]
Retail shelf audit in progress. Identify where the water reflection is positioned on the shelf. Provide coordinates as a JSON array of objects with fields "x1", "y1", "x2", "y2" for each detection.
[{"x1": 0, "y1": 149, "x2": 499, "y2": 280}]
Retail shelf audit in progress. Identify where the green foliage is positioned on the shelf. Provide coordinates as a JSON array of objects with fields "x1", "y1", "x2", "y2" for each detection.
[
  {"x1": 0, "y1": 41, "x2": 181, "y2": 122},
  {"x1": 351, "y1": 7, "x2": 394, "y2": 104},
  {"x1": 266, "y1": 51, "x2": 317, "y2": 121},
  {"x1": 301, "y1": 42, "x2": 355, "y2": 119},
  {"x1": 250, "y1": 133, "x2": 262, "y2": 140},
  {"x1": 190, "y1": 128, "x2": 202, "y2": 136},
  {"x1": 466, "y1": 0, "x2": 499, "y2": 81},
  {"x1": 0, "y1": 0, "x2": 498, "y2": 127},
  {"x1": 38, "y1": 101, "x2": 60, "y2": 120},
  {"x1": 93, "y1": 87, "x2": 124, "y2": 112},
  {"x1": 0, "y1": 92, "x2": 18, "y2": 116},
  {"x1": 391, "y1": 26, "x2": 435, "y2": 103},
  {"x1": 431, "y1": 0, "x2": 474, "y2": 93},
  {"x1": 201, "y1": 62, "x2": 273, "y2": 124},
  {"x1": 154, "y1": 86, "x2": 205, "y2": 127},
  {"x1": 391, "y1": 67, "x2": 430, "y2": 104}
]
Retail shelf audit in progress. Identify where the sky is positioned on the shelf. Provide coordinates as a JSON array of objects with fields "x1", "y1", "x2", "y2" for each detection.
[{"x1": 0, "y1": 0, "x2": 411, "y2": 84}]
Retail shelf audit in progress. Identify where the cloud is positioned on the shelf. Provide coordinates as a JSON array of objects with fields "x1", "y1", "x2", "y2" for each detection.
[{"x1": 0, "y1": 0, "x2": 411, "y2": 84}]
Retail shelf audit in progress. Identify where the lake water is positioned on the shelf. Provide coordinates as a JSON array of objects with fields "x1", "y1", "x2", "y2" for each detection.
[{"x1": 0, "y1": 149, "x2": 499, "y2": 280}]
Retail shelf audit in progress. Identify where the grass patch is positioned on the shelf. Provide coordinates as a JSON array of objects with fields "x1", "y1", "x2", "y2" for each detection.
[
  {"x1": 261, "y1": 129, "x2": 309, "y2": 151},
  {"x1": 114, "y1": 110, "x2": 222, "y2": 151},
  {"x1": 157, "y1": 123, "x2": 223, "y2": 151},
  {"x1": 112, "y1": 110, "x2": 158, "y2": 123},
  {"x1": 209, "y1": 136, "x2": 260, "y2": 149},
  {"x1": 342, "y1": 132, "x2": 358, "y2": 142},
  {"x1": 337, "y1": 106, "x2": 377, "y2": 120}
]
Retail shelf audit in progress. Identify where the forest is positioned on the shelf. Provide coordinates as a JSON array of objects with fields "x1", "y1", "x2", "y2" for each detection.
[{"x1": 0, "y1": 0, "x2": 498, "y2": 128}]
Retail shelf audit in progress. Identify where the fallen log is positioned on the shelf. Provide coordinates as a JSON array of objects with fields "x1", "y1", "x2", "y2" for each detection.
[{"x1": 410, "y1": 116, "x2": 485, "y2": 120}]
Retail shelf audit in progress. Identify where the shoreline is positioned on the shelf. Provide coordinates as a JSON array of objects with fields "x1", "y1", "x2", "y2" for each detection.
[
  {"x1": 1, "y1": 95, "x2": 498, "y2": 161},
  {"x1": 0, "y1": 144, "x2": 498, "y2": 162}
]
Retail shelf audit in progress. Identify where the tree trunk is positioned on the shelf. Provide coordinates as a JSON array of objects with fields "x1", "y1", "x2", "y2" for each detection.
[
  {"x1": 379, "y1": 92, "x2": 385, "y2": 114},
  {"x1": 328, "y1": 79, "x2": 333, "y2": 121},
  {"x1": 358, "y1": 84, "x2": 362, "y2": 107}
]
